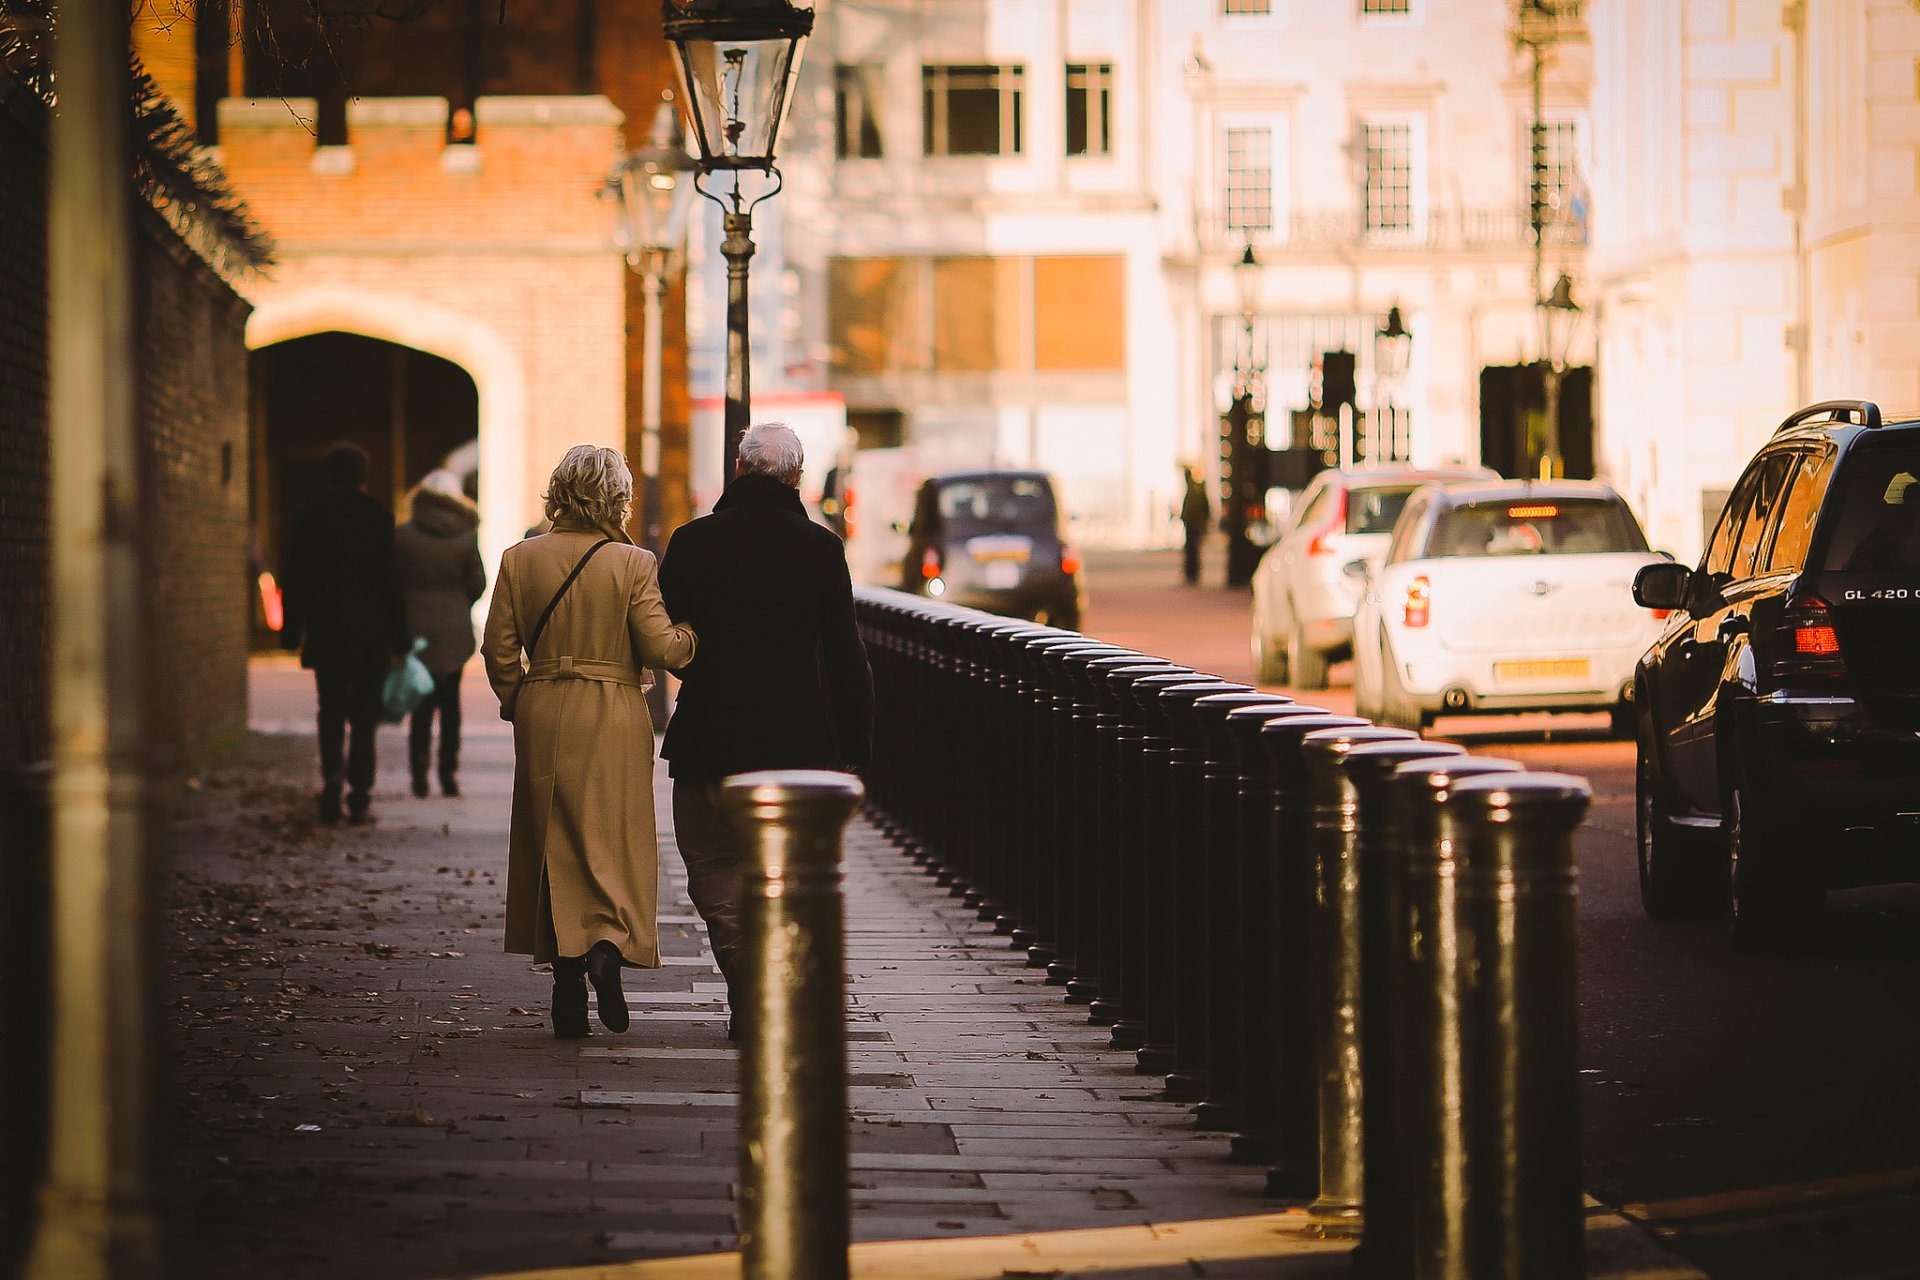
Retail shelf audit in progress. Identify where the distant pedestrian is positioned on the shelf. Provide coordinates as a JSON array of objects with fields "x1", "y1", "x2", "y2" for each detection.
[
  {"x1": 659, "y1": 421, "x2": 874, "y2": 1042},
  {"x1": 280, "y1": 441, "x2": 409, "y2": 826},
  {"x1": 394, "y1": 469, "x2": 486, "y2": 799},
  {"x1": 483, "y1": 445, "x2": 697, "y2": 1040},
  {"x1": 1180, "y1": 465, "x2": 1212, "y2": 585}
]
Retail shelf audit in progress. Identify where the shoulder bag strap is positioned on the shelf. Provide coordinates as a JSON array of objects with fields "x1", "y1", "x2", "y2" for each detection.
[{"x1": 523, "y1": 537, "x2": 614, "y2": 660}]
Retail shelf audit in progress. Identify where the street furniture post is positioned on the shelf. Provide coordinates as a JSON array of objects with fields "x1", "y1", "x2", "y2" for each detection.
[
  {"x1": 1391, "y1": 755, "x2": 1526, "y2": 1280},
  {"x1": 1340, "y1": 739, "x2": 1469, "y2": 1277},
  {"x1": 722, "y1": 769, "x2": 866, "y2": 1280},
  {"x1": 1450, "y1": 771, "x2": 1591, "y2": 1280},
  {"x1": 1298, "y1": 724, "x2": 1419, "y2": 1235},
  {"x1": 1255, "y1": 713, "x2": 1369, "y2": 1196},
  {"x1": 1034, "y1": 641, "x2": 1122, "y2": 977},
  {"x1": 1065, "y1": 651, "x2": 1154, "y2": 1002}
]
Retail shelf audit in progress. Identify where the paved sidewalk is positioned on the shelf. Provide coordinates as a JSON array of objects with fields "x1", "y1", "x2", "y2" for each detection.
[{"x1": 156, "y1": 661, "x2": 1697, "y2": 1279}]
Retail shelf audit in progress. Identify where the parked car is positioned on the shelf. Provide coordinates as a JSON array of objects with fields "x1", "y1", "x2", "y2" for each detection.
[
  {"x1": 1249, "y1": 464, "x2": 1495, "y2": 687},
  {"x1": 1631, "y1": 400, "x2": 1920, "y2": 947},
  {"x1": 897, "y1": 470, "x2": 1083, "y2": 629},
  {"x1": 1350, "y1": 478, "x2": 1666, "y2": 734}
]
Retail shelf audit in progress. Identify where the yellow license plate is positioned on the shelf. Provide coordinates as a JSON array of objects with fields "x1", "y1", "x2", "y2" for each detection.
[{"x1": 1494, "y1": 658, "x2": 1590, "y2": 682}]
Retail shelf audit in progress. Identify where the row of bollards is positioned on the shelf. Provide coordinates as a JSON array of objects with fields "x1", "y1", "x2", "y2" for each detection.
[{"x1": 850, "y1": 586, "x2": 1592, "y2": 1279}]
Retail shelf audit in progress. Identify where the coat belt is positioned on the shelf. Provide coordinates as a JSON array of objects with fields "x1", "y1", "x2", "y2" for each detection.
[{"x1": 521, "y1": 656, "x2": 653, "y2": 691}]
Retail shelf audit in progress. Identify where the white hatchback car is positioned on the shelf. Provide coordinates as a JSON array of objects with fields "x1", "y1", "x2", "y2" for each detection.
[
  {"x1": 1250, "y1": 465, "x2": 1496, "y2": 688},
  {"x1": 1350, "y1": 479, "x2": 1669, "y2": 734}
]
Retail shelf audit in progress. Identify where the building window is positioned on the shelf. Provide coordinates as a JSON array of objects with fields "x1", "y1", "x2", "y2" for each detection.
[
  {"x1": 1065, "y1": 62, "x2": 1113, "y2": 156},
  {"x1": 834, "y1": 64, "x2": 883, "y2": 159},
  {"x1": 1224, "y1": 125, "x2": 1274, "y2": 236},
  {"x1": 923, "y1": 64, "x2": 1025, "y2": 156},
  {"x1": 1361, "y1": 120, "x2": 1413, "y2": 235},
  {"x1": 1528, "y1": 116, "x2": 1583, "y2": 234},
  {"x1": 1360, "y1": 0, "x2": 1411, "y2": 13},
  {"x1": 1223, "y1": 0, "x2": 1272, "y2": 13},
  {"x1": 1035, "y1": 256, "x2": 1125, "y2": 370}
]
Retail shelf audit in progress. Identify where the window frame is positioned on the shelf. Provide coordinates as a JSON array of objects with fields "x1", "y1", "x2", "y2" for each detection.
[
  {"x1": 1064, "y1": 61, "x2": 1114, "y2": 158},
  {"x1": 1358, "y1": 0, "x2": 1422, "y2": 25},
  {"x1": 922, "y1": 63, "x2": 1027, "y2": 158},
  {"x1": 1356, "y1": 111, "x2": 1427, "y2": 242},
  {"x1": 1220, "y1": 112, "x2": 1288, "y2": 241},
  {"x1": 834, "y1": 63, "x2": 885, "y2": 160}
]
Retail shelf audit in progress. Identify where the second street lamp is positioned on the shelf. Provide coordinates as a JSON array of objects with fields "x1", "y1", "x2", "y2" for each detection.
[
  {"x1": 1222, "y1": 243, "x2": 1266, "y2": 588},
  {"x1": 1539, "y1": 270, "x2": 1581, "y2": 479},
  {"x1": 663, "y1": 0, "x2": 814, "y2": 485}
]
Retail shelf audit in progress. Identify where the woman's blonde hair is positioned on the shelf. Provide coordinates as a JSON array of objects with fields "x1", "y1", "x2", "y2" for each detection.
[{"x1": 543, "y1": 445, "x2": 633, "y2": 530}]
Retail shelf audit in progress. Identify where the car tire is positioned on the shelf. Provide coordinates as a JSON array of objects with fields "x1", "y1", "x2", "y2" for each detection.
[
  {"x1": 1286, "y1": 623, "x2": 1330, "y2": 691},
  {"x1": 1252, "y1": 624, "x2": 1288, "y2": 684},
  {"x1": 1608, "y1": 699, "x2": 1635, "y2": 740},
  {"x1": 1635, "y1": 706, "x2": 1697, "y2": 919},
  {"x1": 1721, "y1": 771, "x2": 1823, "y2": 950}
]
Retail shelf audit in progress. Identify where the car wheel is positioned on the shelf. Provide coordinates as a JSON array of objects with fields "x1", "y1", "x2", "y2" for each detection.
[
  {"x1": 1721, "y1": 772, "x2": 1823, "y2": 950},
  {"x1": 1608, "y1": 699, "x2": 1635, "y2": 740},
  {"x1": 1635, "y1": 706, "x2": 1697, "y2": 919},
  {"x1": 1286, "y1": 622, "x2": 1330, "y2": 691},
  {"x1": 1252, "y1": 623, "x2": 1288, "y2": 684}
]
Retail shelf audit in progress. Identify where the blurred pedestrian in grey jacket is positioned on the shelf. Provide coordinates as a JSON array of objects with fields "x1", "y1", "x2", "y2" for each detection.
[{"x1": 394, "y1": 469, "x2": 486, "y2": 797}]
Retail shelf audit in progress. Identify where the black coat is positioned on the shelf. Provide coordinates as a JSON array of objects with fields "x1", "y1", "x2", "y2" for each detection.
[
  {"x1": 659, "y1": 474, "x2": 873, "y2": 782},
  {"x1": 394, "y1": 488, "x2": 486, "y2": 674},
  {"x1": 281, "y1": 484, "x2": 408, "y2": 673}
]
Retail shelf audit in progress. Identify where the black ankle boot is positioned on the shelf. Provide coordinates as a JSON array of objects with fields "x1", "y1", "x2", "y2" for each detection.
[
  {"x1": 585, "y1": 940, "x2": 629, "y2": 1033},
  {"x1": 552, "y1": 957, "x2": 589, "y2": 1040},
  {"x1": 439, "y1": 770, "x2": 460, "y2": 798}
]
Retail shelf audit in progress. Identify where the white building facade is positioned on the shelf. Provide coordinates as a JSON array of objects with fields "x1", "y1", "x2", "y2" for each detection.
[
  {"x1": 691, "y1": 0, "x2": 1592, "y2": 551},
  {"x1": 1590, "y1": 0, "x2": 1920, "y2": 563}
]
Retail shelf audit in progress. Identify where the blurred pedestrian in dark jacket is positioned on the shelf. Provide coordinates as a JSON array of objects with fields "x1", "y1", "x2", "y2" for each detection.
[
  {"x1": 1180, "y1": 465, "x2": 1211, "y2": 586},
  {"x1": 281, "y1": 442, "x2": 408, "y2": 825},
  {"x1": 659, "y1": 421, "x2": 873, "y2": 1040},
  {"x1": 395, "y1": 469, "x2": 486, "y2": 798}
]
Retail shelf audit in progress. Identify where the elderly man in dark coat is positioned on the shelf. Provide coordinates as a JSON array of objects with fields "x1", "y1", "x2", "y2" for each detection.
[
  {"x1": 659, "y1": 421, "x2": 873, "y2": 1039},
  {"x1": 281, "y1": 442, "x2": 409, "y2": 824},
  {"x1": 394, "y1": 469, "x2": 486, "y2": 798}
]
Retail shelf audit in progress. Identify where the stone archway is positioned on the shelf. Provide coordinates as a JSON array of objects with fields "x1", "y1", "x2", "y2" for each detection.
[{"x1": 247, "y1": 288, "x2": 529, "y2": 584}]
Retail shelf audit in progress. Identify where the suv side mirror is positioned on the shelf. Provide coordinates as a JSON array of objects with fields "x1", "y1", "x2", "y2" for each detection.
[{"x1": 1633, "y1": 561, "x2": 1691, "y2": 612}]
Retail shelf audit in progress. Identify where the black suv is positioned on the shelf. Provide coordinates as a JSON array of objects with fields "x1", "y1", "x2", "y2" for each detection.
[
  {"x1": 898, "y1": 470, "x2": 1083, "y2": 629},
  {"x1": 1632, "y1": 400, "x2": 1920, "y2": 947}
]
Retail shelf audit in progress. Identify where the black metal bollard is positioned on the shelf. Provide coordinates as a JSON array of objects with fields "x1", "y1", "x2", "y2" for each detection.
[
  {"x1": 1448, "y1": 772, "x2": 1592, "y2": 1280},
  {"x1": 1156, "y1": 679, "x2": 1251, "y2": 1101},
  {"x1": 1091, "y1": 661, "x2": 1187, "y2": 1031},
  {"x1": 1391, "y1": 754, "x2": 1526, "y2": 1280},
  {"x1": 1039, "y1": 642, "x2": 1126, "y2": 983},
  {"x1": 1, "y1": 760, "x2": 53, "y2": 1260},
  {"x1": 1298, "y1": 724, "x2": 1418, "y2": 1236},
  {"x1": 1019, "y1": 637, "x2": 1109, "y2": 965},
  {"x1": 1339, "y1": 739, "x2": 1468, "y2": 1277},
  {"x1": 1188, "y1": 691, "x2": 1296, "y2": 1132},
  {"x1": 1256, "y1": 713, "x2": 1368, "y2": 1196},
  {"x1": 1063, "y1": 650, "x2": 1153, "y2": 1002},
  {"x1": 1220, "y1": 703, "x2": 1329, "y2": 1167},
  {"x1": 1011, "y1": 633, "x2": 1089, "y2": 947},
  {"x1": 722, "y1": 769, "x2": 867, "y2": 1280},
  {"x1": 1124, "y1": 670, "x2": 1217, "y2": 1073}
]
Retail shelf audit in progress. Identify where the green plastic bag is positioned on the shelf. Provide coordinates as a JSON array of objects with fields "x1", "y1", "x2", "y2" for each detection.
[{"x1": 381, "y1": 638, "x2": 436, "y2": 723}]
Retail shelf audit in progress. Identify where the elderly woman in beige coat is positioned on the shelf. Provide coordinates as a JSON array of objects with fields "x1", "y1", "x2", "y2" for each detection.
[{"x1": 482, "y1": 445, "x2": 696, "y2": 1039}]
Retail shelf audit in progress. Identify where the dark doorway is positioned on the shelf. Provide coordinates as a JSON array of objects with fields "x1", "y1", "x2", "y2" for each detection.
[
  {"x1": 1478, "y1": 362, "x2": 1593, "y2": 480},
  {"x1": 253, "y1": 333, "x2": 478, "y2": 640}
]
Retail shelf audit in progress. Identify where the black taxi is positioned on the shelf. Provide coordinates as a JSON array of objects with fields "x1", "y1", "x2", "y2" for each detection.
[{"x1": 1632, "y1": 400, "x2": 1920, "y2": 947}]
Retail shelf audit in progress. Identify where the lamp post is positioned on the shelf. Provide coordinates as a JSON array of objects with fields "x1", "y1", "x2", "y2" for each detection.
[
  {"x1": 606, "y1": 91, "x2": 698, "y2": 549},
  {"x1": 663, "y1": 0, "x2": 814, "y2": 485},
  {"x1": 1372, "y1": 304, "x2": 1411, "y2": 461},
  {"x1": 1222, "y1": 242, "x2": 1266, "y2": 588},
  {"x1": 1538, "y1": 271, "x2": 1582, "y2": 479}
]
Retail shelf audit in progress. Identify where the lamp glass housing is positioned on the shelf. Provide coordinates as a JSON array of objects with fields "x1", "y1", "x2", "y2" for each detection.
[
  {"x1": 664, "y1": 1, "x2": 813, "y2": 171},
  {"x1": 1542, "y1": 272, "x2": 1581, "y2": 368},
  {"x1": 1235, "y1": 243, "x2": 1261, "y2": 326},
  {"x1": 617, "y1": 101, "x2": 698, "y2": 266},
  {"x1": 1374, "y1": 306, "x2": 1412, "y2": 383}
]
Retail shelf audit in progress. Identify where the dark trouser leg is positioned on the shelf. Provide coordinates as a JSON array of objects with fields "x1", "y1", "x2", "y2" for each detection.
[
  {"x1": 314, "y1": 666, "x2": 349, "y2": 803},
  {"x1": 344, "y1": 667, "x2": 382, "y2": 812},
  {"x1": 1183, "y1": 534, "x2": 1201, "y2": 585},
  {"x1": 408, "y1": 695, "x2": 435, "y2": 791},
  {"x1": 671, "y1": 780, "x2": 746, "y2": 1003},
  {"x1": 435, "y1": 670, "x2": 464, "y2": 786}
]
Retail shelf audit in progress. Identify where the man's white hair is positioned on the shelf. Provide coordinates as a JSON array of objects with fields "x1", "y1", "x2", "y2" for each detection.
[{"x1": 737, "y1": 421, "x2": 804, "y2": 486}]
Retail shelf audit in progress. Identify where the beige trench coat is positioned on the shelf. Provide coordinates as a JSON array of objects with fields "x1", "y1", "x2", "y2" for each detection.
[{"x1": 482, "y1": 522, "x2": 696, "y2": 965}]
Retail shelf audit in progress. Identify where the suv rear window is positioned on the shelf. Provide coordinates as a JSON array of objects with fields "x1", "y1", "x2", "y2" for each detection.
[
  {"x1": 1425, "y1": 497, "x2": 1650, "y2": 558},
  {"x1": 1818, "y1": 443, "x2": 1920, "y2": 572},
  {"x1": 1346, "y1": 485, "x2": 1422, "y2": 535},
  {"x1": 936, "y1": 476, "x2": 1057, "y2": 530}
]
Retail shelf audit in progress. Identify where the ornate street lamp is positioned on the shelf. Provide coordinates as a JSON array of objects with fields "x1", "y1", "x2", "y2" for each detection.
[
  {"x1": 1538, "y1": 270, "x2": 1582, "y2": 478},
  {"x1": 606, "y1": 92, "x2": 698, "y2": 549},
  {"x1": 1222, "y1": 243, "x2": 1266, "y2": 587},
  {"x1": 663, "y1": 0, "x2": 814, "y2": 483},
  {"x1": 1373, "y1": 304, "x2": 1412, "y2": 461}
]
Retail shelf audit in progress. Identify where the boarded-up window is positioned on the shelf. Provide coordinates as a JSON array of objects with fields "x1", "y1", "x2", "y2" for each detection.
[
  {"x1": 932, "y1": 257, "x2": 1023, "y2": 372},
  {"x1": 1034, "y1": 256, "x2": 1125, "y2": 371},
  {"x1": 829, "y1": 257, "x2": 922, "y2": 374}
]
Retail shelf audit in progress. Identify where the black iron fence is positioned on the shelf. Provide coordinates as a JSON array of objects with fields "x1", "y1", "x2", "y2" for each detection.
[{"x1": 852, "y1": 584, "x2": 1592, "y2": 1278}]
